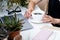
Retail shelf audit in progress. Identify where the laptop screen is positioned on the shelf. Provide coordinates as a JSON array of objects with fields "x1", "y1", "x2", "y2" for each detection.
[{"x1": 16, "y1": 14, "x2": 33, "y2": 31}]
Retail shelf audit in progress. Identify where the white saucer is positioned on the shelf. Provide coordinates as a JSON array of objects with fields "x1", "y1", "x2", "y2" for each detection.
[{"x1": 29, "y1": 19, "x2": 43, "y2": 24}]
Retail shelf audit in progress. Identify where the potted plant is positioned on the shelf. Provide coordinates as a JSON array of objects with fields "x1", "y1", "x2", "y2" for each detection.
[
  {"x1": 7, "y1": 0, "x2": 28, "y2": 9},
  {"x1": 0, "y1": 13, "x2": 24, "y2": 40}
]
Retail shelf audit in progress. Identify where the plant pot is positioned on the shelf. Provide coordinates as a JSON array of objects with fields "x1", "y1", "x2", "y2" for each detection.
[{"x1": 8, "y1": 30, "x2": 22, "y2": 40}]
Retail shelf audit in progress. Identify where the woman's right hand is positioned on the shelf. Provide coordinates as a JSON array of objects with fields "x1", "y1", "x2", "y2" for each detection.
[
  {"x1": 24, "y1": 9, "x2": 32, "y2": 19},
  {"x1": 24, "y1": 0, "x2": 36, "y2": 19}
]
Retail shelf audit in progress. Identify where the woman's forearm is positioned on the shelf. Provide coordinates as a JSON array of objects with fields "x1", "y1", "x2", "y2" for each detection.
[
  {"x1": 28, "y1": 0, "x2": 36, "y2": 12},
  {"x1": 28, "y1": 0, "x2": 42, "y2": 12},
  {"x1": 54, "y1": 19, "x2": 60, "y2": 24}
]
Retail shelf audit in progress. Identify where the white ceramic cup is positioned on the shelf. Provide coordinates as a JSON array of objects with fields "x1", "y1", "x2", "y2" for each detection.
[{"x1": 30, "y1": 10, "x2": 45, "y2": 23}]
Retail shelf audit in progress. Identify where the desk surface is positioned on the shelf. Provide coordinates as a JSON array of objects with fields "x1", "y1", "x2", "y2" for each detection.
[
  {"x1": 20, "y1": 20, "x2": 60, "y2": 40},
  {"x1": 3, "y1": 6, "x2": 60, "y2": 40},
  {"x1": 20, "y1": 6, "x2": 60, "y2": 40}
]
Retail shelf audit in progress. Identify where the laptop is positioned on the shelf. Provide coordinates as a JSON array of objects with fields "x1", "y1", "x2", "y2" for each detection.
[
  {"x1": 1, "y1": 14, "x2": 33, "y2": 31},
  {"x1": 16, "y1": 14, "x2": 33, "y2": 31}
]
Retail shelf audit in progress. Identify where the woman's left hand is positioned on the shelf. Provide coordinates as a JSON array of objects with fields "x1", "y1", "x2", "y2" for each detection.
[{"x1": 42, "y1": 15, "x2": 57, "y2": 24}]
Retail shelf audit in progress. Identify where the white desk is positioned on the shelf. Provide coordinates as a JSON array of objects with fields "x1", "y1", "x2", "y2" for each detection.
[
  {"x1": 20, "y1": 6, "x2": 60, "y2": 40},
  {"x1": 2, "y1": 6, "x2": 60, "y2": 40},
  {"x1": 20, "y1": 18, "x2": 60, "y2": 40}
]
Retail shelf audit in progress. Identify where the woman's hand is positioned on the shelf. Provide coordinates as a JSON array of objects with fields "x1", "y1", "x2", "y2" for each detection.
[
  {"x1": 42, "y1": 15, "x2": 58, "y2": 24},
  {"x1": 24, "y1": 0, "x2": 36, "y2": 19},
  {"x1": 24, "y1": 9, "x2": 32, "y2": 19}
]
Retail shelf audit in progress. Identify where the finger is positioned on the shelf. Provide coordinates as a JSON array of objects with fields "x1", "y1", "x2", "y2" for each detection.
[
  {"x1": 27, "y1": 11, "x2": 32, "y2": 18},
  {"x1": 24, "y1": 10, "x2": 32, "y2": 19},
  {"x1": 42, "y1": 18, "x2": 51, "y2": 23},
  {"x1": 24, "y1": 13, "x2": 27, "y2": 18},
  {"x1": 44, "y1": 15, "x2": 50, "y2": 18},
  {"x1": 26, "y1": 13, "x2": 30, "y2": 19},
  {"x1": 24, "y1": 11, "x2": 29, "y2": 18},
  {"x1": 43, "y1": 20, "x2": 51, "y2": 23}
]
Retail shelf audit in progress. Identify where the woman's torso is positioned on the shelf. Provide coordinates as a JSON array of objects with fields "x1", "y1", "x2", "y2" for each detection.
[
  {"x1": 37, "y1": 0, "x2": 60, "y2": 18},
  {"x1": 48, "y1": 0, "x2": 60, "y2": 18},
  {"x1": 48, "y1": 0, "x2": 60, "y2": 27}
]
